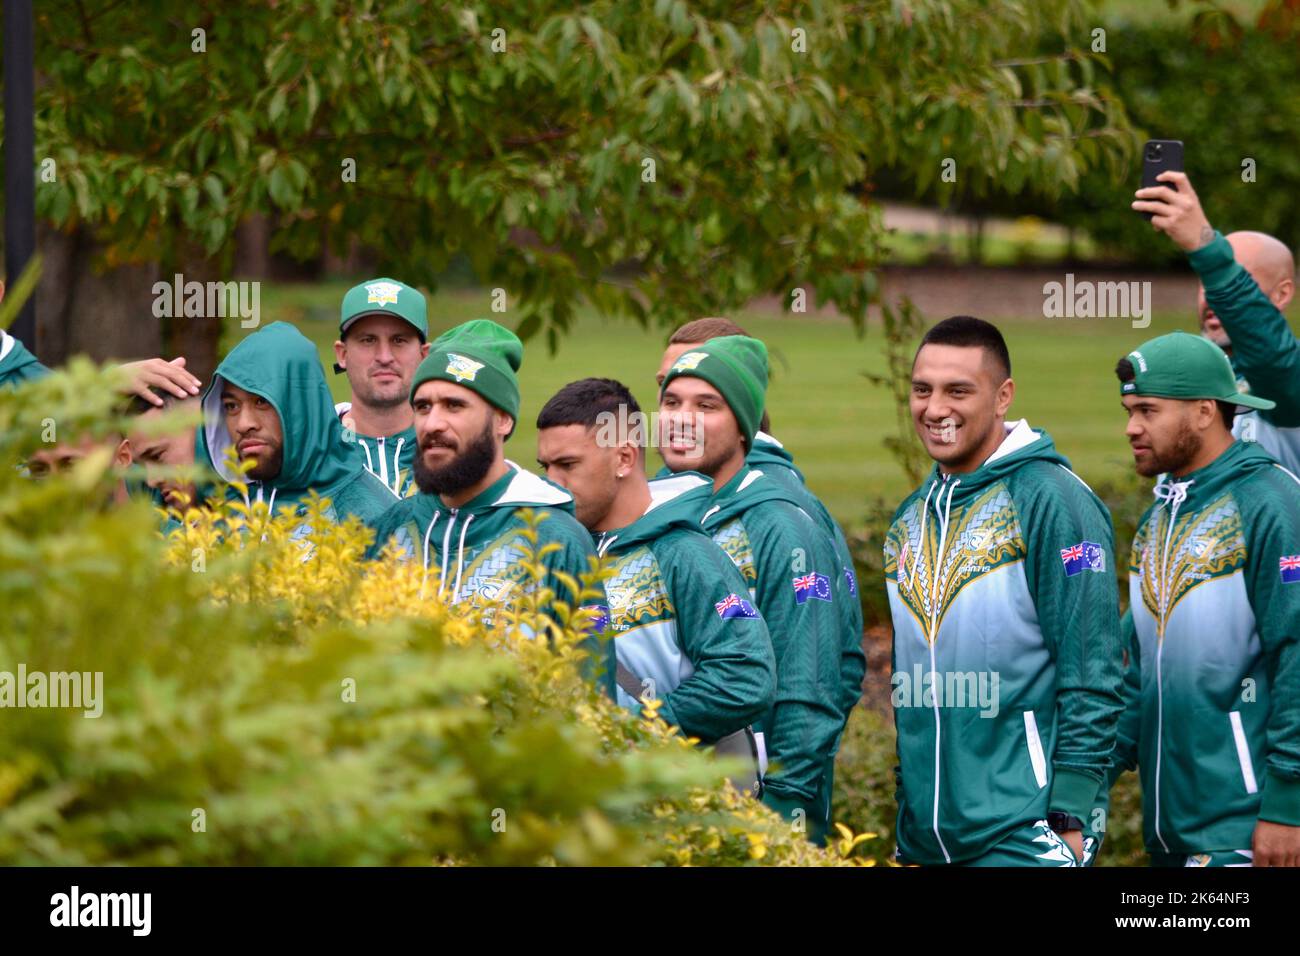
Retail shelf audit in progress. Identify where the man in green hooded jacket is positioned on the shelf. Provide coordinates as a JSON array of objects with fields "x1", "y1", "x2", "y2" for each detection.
[
  {"x1": 886, "y1": 316, "x2": 1124, "y2": 867},
  {"x1": 658, "y1": 334, "x2": 857, "y2": 843},
  {"x1": 200, "y1": 321, "x2": 399, "y2": 531}
]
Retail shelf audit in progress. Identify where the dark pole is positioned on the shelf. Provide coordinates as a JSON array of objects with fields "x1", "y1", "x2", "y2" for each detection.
[{"x1": 4, "y1": 0, "x2": 37, "y2": 351}]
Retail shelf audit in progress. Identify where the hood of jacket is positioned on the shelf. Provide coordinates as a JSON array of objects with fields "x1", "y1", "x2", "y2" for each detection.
[
  {"x1": 0, "y1": 330, "x2": 49, "y2": 386},
  {"x1": 699, "y1": 463, "x2": 813, "y2": 530},
  {"x1": 401, "y1": 460, "x2": 576, "y2": 532},
  {"x1": 1147, "y1": 437, "x2": 1278, "y2": 515},
  {"x1": 747, "y1": 430, "x2": 807, "y2": 482},
  {"x1": 912, "y1": 419, "x2": 1073, "y2": 511},
  {"x1": 200, "y1": 321, "x2": 359, "y2": 500},
  {"x1": 595, "y1": 472, "x2": 713, "y2": 556}
]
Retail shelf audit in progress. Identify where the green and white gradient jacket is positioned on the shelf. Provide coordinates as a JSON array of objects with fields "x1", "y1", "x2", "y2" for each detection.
[
  {"x1": 595, "y1": 472, "x2": 776, "y2": 743},
  {"x1": 1108, "y1": 441, "x2": 1300, "y2": 854},
  {"x1": 884, "y1": 420, "x2": 1124, "y2": 865},
  {"x1": 747, "y1": 431, "x2": 867, "y2": 718},
  {"x1": 366, "y1": 463, "x2": 613, "y2": 691},
  {"x1": 699, "y1": 464, "x2": 852, "y2": 828},
  {"x1": 1189, "y1": 231, "x2": 1300, "y2": 473}
]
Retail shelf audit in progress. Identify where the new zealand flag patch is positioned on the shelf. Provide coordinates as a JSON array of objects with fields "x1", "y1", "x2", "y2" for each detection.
[
  {"x1": 715, "y1": 593, "x2": 759, "y2": 619},
  {"x1": 1060, "y1": 541, "x2": 1105, "y2": 576},
  {"x1": 1281, "y1": 555, "x2": 1300, "y2": 584},
  {"x1": 793, "y1": 572, "x2": 833, "y2": 604}
]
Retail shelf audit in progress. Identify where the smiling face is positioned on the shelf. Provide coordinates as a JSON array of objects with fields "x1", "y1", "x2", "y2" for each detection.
[
  {"x1": 657, "y1": 375, "x2": 743, "y2": 479},
  {"x1": 335, "y1": 314, "x2": 429, "y2": 410},
  {"x1": 221, "y1": 382, "x2": 284, "y2": 481},
  {"x1": 910, "y1": 343, "x2": 1015, "y2": 473}
]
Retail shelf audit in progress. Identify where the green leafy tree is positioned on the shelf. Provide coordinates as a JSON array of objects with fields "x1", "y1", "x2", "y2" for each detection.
[{"x1": 20, "y1": 0, "x2": 1133, "y2": 371}]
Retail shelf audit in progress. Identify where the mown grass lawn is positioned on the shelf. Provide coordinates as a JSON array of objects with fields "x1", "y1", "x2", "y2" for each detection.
[{"x1": 244, "y1": 281, "x2": 1300, "y2": 523}]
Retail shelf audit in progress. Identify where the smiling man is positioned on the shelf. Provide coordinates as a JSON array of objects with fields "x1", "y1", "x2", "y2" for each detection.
[
  {"x1": 884, "y1": 315, "x2": 1123, "y2": 867},
  {"x1": 200, "y1": 321, "x2": 399, "y2": 531},
  {"x1": 658, "y1": 334, "x2": 855, "y2": 842},
  {"x1": 1102, "y1": 331, "x2": 1300, "y2": 867},
  {"x1": 333, "y1": 278, "x2": 430, "y2": 496}
]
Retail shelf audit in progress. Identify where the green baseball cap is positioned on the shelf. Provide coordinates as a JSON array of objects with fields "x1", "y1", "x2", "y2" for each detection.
[
  {"x1": 339, "y1": 277, "x2": 428, "y2": 341},
  {"x1": 1120, "y1": 331, "x2": 1275, "y2": 411}
]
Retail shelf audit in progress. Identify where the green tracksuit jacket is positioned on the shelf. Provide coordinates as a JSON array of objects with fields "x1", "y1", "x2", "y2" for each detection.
[
  {"x1": 199, "y1": 322, "x2": 400, "y2": 530},
  {"x1": 1188, "y1": 231, "x2": 1300, "y2": 473},
  {"x1": 366, "y1": 463, "x2": 613, "y2": 691},
  {"x1": 0, "y1": 330, "x2": 50, "y2": 387},
  {"x1": 1107, "y1": 441, "x2": 1300, "y2": 854},
  {"x1": 334, "y1": 401, "x2": 418, "y2": 498},
  {"x1": 594, "y1": 472, "x2": 777, "y2": 743},
  {"x1": 700, "y1": 464, "x2": 851, "y2": 832},
  {"x1": 884, "y1": 420, "x2": 1124, "y2": 865},
  {"x1": 747, "y1": 431, "x2": 867, "y2": 718}
]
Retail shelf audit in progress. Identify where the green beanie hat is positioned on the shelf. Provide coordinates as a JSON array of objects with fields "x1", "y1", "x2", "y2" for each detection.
[
  {"x1": 660, "y1": 334, "x2": 769, "y2": 446},
  {"x1": 411, "y1": 319, "x2": 524, "y2": 434}
]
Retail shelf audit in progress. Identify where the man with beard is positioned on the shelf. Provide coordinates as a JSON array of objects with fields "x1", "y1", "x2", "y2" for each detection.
[
  {"x1": 1101, "y1": 331, "x2": 1300, "y2": 867},
  {"x1": 884, "y1": 316, "x2": 1122, "y2": 867},
  {"x1": 1133, "y1": 170, "x2": 1299, "y2": 472},
  {"x1": 658, "y1": 334, "x2": 853, "y2": 843},
  {"x1": 200, "y1": 321, "x2": 399, "y2": 532},
  {"x1": 536, "y1": 377, "x2": 776, "y2": 786},
  {"x1": 367, "y1": 320, "x2": 610, "y2": 658},
  {"x1": 332, "y1": 278, "x2": 429, "y2": 496}
]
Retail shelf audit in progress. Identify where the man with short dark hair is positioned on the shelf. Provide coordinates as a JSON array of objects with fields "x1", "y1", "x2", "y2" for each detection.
[
  {"x1": 659, "y1": 334, "x2": 851, "y2": 841},
  {"x1": 885, "y1": 315, "x2": 1123, "y2": 866},
  {"x1": 1104, "y1": 331, "x2": 1300, "y2": 867},
  {"x1": 536, "y1": 377, "x2": 776, "y2": 760},
  {"x1": 200, "y1": 321, "x2": 399, "y2": 529},
  {"x1": 332, "y1": 278, "x2": 430, "y2": 496}
]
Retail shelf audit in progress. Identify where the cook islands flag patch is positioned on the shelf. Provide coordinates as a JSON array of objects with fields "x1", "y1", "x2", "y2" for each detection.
[
  {"x1": 1060, "y1": 541, "x2": 1105, "y2": 576},
  {"x1": 1281, "y1": 555, "x2": 1300, "y2": 584},
  {"x1": 715, "y1": 593, "x2": 759, "y2": 620},
  {"x1": 793, "y1": 572, "x2": 832, "y2": 604}
]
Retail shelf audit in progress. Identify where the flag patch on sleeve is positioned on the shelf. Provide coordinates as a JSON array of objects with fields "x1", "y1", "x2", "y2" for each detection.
[
  {"x1": 715, "y1": 593, "x2": 759, "y2": 619},
  {"x1": 1060, "y1": 541, "x2": 1105, "y2": 576},
  {"x1": 793, "y1": 572, "x2": 833, "y2": 604},
  {"x1": 1281, "y1": 555, "x2": 1300, "y2": 584}
]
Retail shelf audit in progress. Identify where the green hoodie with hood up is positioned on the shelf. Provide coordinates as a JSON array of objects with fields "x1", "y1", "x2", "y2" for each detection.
[
  {"x1": 884, "y1": 420, "x2": 1124, "y2": 865},
  {"x1": 700, "y1": 463, "x2": 853, "y2": 837},
  {"x1": 0, "y1": 330, "x2": 50, "y2": 387},
  {"x1": 199, "y1": 322, "x2": 399, "y2": 530},
  {"x1": 1106, "y1": 440, "x2": 1300, "y2": 856},
  {"x1": 594, "y1": 472, "x2": 777, "y2": 743}
]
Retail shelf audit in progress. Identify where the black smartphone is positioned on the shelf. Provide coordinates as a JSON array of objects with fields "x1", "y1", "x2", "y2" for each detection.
[{"x1": 1139, "y1": 139, "x2": 1184, "y2": 220}]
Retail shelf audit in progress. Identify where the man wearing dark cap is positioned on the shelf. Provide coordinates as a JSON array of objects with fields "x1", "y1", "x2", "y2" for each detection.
[
  {"x1": 658, "y1": 334, "x2": 858, "y2": 843},
  {"x1": 332, "y1": 278, "x2": 430, "y2": 497},
  {"x1": 1103, "y1": 331, "x2": 1300, "y2": 867}
]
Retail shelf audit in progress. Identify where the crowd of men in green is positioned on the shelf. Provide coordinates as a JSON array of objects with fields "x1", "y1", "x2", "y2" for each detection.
[{"x1": 3, "y1": 173, "x2": 1299, "y2": 866}]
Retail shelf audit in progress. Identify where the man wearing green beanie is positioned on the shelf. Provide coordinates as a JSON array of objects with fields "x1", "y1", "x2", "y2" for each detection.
[
  {"x1": 659, "y1": 334, "x2": 857, "y2": 844},
  {"x1": 367, "y1": 320, "x2": 612, "y2": 688},
  {"x1": 332, "y1": 278, "x2": 430, "y2": 497},
  {"x1": 1099, "y1": 330, "x2": 1300, "y2": 867}
]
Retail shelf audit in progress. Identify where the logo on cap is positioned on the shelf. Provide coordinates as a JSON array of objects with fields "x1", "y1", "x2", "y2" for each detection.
[
  {"x1": 365, "y1": 281, "x2": 402, "y2": 307},
  {"x1": 446, "y1": 353, "x2": 485, "y2": 382},
  {"x1": 1128, "y1": 350, "x2": 1148, "y2": 373},
  {"x1": 672, "y1": 351, "x2": 708, "y2": 373}
]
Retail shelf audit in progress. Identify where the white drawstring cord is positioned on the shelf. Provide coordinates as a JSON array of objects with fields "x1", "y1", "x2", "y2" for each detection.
[
  {"x1": 911, "y1": 479, "x2": 938, "y2": 591},
  {"x1": 392, "y1": 438, "x2": 405, "y2": 493},
  {"x1": 419, "y1": 512, "x2": 441, "y2": 599},
  {"x1": 450, "y1": 514, "x2": 474, "y2": 603},
  {"x1": 437, "y1": 514, "x2": 456, "y2": 598},
  {"x1": 360, "y1": 439, "x2": 375, "y2": 475}
]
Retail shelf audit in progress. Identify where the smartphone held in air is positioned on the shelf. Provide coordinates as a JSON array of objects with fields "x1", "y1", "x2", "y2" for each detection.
[{"x1": 1139, "y1": 139, "x2": 1184, "y2": 221}]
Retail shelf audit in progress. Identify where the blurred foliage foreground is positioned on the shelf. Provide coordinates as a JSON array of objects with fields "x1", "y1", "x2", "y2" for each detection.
[{"x1": 0, "y1": 364, "x2": 879, "y2": 866}]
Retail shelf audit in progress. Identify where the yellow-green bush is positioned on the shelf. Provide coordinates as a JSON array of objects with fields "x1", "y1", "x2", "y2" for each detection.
[{"x1": 1, "y1": 363, "x2": 877, "y2": 866}]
